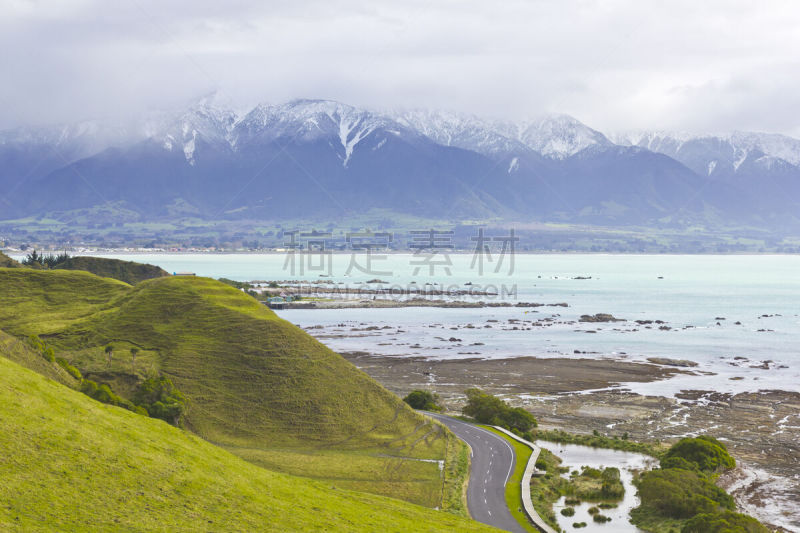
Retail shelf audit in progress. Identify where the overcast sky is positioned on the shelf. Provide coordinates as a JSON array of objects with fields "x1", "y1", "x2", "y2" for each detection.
[{"x1": 3, "y1": 0, "x2": 800, "y2": 136}]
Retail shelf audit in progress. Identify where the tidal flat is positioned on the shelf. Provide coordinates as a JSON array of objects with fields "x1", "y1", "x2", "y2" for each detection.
[{"x1": 342, "y1": 351, "x2": 800, "y2": 531}]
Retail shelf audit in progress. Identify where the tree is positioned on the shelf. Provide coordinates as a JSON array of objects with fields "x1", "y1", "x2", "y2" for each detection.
[
  {"x1": 661, "y1": 436, "x2": 735, "y2": 473},
  {"x1": 133, "y1": 376, "x2": 186, "y2": 425},
  {"x1": 637, "y1": 468, "x2": 734, "y2": 519},
  {"x1": 22, "y1": 249, "x2": 42, "y2": 266},
  {"x1": 403, "y1": 390, "x2": 442, "y2": 411},
  {"x1": 104, "y1": 344, "x2": 114, "y2": 366},
  {"x1": 130, "y1": 347, "x2": 139, "y2": 371},
  {"x1": 462, "y1": 388, "x2": 537, "y2": 432}
]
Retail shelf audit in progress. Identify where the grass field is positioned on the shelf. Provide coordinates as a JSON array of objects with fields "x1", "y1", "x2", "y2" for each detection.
[
  {"x1": 53, "y1": 256, "x2": 169, "y2": 284},
  {"x1": 0, "y1": 354, "x2": 496, "y2": 532},
  {"x1": 481, "y1": 426, "x2": 540, "y2": 533},
  {"x1": 0, "y1": 268, "x2": 465, "y2": 510}
]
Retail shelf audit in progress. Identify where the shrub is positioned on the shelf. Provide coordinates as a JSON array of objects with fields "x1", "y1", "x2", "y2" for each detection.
[
  {"x1": 403, "y1": 390, "x2": 442, "y2": 411},
  {"x1": 560, "y1": 507, "x2": 575, "y2": 517},
  {"x1": 572, "y1": 522, "x2": 587, "y2": 529},
  {"x1": 661, "y1": 456, "x2": 701, "y2": 472},
  {"x1": 134, "y1": 376, "x2": 187, "y2": 425},
  {"x1": 588, "y1": 507, "x2": 599, "y2": 515},
  {"x1": 662, "y1": 436, "x2": 735, "y2": 473},
  {"x1": 592, "y1": 514, "x2": 611, "y2": 523},
  {"x1": 80, "y1": 380, "x2": 136, "y2": 411},
  {"x1": 637, "y1": 468, "x2": 734, "y2": 519},
  {"x1": 462, "y1": 388, "x2": 537, "y2": 432},
  {"x1": 27, "y1": 334, "x2": 46, "y2": 352},
  {"x1": 55, "y1": 357, "x2": 82, "y2": 381},
  {"x1": 43, "y1": 347, "x2": 56, "y2": 363},
  {"x1": 681, "y1": 511, "x2": 769, "y2": 533}
]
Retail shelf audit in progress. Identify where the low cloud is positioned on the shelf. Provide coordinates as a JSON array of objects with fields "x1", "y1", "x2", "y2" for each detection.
[{"x1": 2, "y1": 0, "x2": 799, "y2": 136}]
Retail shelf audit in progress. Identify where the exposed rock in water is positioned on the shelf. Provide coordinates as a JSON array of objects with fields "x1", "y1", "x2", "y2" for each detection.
[
  {"x1": 646, "y1": 357, "x2": 699, "y2": 368},
  {"x1": 579, "y1": 313, "x2": 624, "y2": 323}
]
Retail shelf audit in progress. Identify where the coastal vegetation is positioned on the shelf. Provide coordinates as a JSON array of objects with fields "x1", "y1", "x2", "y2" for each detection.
[
  {"x1": 534, "y1": 427, "x2": 665, "y2": 457},
  {"x1": 564, "y1": 466, "x2": 624, "y2": 501},
  {"x1": 527, "y1": 446, "x2": 569, "y2": 531},
  {"x1": 631, "y1": 436, "x2": 768, "y2": 533},
  {"x1": 464, "y1": 388, "x2": 537, "y2": 435},
  {"x1": 403, "y1": 389, "x2": 443, "y2": 411}
]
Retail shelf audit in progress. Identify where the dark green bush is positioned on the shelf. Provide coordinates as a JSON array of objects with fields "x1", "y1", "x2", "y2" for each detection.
[
  {"x1": 592, "y1": 514, "x2": 611, "y2": 523},
  {"x1": 28, "y1": 335, "x2": 56, "y2": 362},
  {"x1": 54, "y1": 357, "x2": 82, "y2": 381},
  {"x1": 43, "y1": 347, "x2": 56, "y2": 362},
  {"x1": 662, "y1": 436, "x2": 735, "y2": 473},
  {"x1": 402, "y1": 390, "x2": 442, "y2": 411},
  {"x1": 462, "y1": 388, "x2": 537, "y2": 432},
  {"x1": 80, "y1": 380, "x2": 138, "y2": 413},
  {"x1": 637, "y1": 468, "x2": 734, "y2": 519},
  {"x1": 681, "y1": 511, "x2": 769, "y2": 533},
  {"x1": 560, "y1": 507, "x2": 575, "y2": 517},
  {"x1": 134, "y1": 376, "x2": 186, "y2": 425},
  {"x1": 661, "y1": 456, "x2": 701, "y2": 472}
]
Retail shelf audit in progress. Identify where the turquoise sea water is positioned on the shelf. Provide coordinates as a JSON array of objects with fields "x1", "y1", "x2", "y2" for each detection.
[{"x1": 18, "y1": 253, "x2": 799, "y2": 396}]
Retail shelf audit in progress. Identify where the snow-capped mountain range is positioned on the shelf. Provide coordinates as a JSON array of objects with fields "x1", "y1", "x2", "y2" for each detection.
[{"x1": 1, "y1": 96, "x2": 799, "y2": 229}]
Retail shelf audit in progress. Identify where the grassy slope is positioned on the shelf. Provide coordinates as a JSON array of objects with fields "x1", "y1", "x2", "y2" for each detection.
[
  {"x1": 0, "y1": 355, "x2": 495, "y2": 532},
  {"x1": 0, "y1": 268, "x2": 464, "y2": 509},
  {"x1": 0, "y1": 251, "x2": 22, "y2": 268},
  {"x1": 0, "y1": 269, "x2": 130, "y2": 334},
  {"x1": 54, "y1": 256, "x2": 169, "y2": 284},
  {"x1": 0, "y1": 329, "x2": 77, "y2": 388}
]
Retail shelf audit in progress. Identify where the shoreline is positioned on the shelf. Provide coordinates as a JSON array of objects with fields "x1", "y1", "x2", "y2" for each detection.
[
  {"x1": 342, "y1": 351, "x2": 800, "y2": 531},
  {"x1": 7, "y1": 249, "x2": 800, "y2": 257}
]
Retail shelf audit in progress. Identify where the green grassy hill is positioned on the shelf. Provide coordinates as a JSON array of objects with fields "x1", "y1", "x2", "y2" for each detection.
[
  {"x1": 0, "y1": 354, "x2": 493, "y2": 532},
  {"x1": 0, "y1": 268, "x2": 467, "y2": 510},
  {"x1": 53, "y1": 256, "x2": 169, "y2": 284},
  {"x1": 0, "y1": 330, "x2": 77, "y2": 387},
  {"x1": 0, "y1": 251, "x2": 22, "y2": 268}
]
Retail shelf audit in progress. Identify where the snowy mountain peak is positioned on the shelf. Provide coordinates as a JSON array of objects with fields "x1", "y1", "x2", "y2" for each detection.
[
  {"x1": 235, "y1": 99, "x2": 408, "y2": 167},
  {"x1": 510, "y1": 113, "x2": 611, "y2": 159},
  {"x1": 392, "y1": 109, "x2": 528, "y2": 156},
  {"x1": 612, "y1": 129, "x2": 800, "y2": 175},
  {"x1": 391, "y1": 108, "x2": 609, "y2": 159}
]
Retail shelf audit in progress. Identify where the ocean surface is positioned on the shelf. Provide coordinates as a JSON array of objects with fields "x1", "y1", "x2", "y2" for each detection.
[{"x1": 20, "y1": 253, "x2": 799, "y2": 397}]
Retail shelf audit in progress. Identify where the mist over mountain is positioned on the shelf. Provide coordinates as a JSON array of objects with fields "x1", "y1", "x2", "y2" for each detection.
[{"x1": 2, "y1": 96, "x2": 799, "y2": 232}]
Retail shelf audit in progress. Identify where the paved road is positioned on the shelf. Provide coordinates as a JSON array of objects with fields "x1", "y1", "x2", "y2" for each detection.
[{"x1": 427, "y1": 413, "x2": 526, "y2": 533}]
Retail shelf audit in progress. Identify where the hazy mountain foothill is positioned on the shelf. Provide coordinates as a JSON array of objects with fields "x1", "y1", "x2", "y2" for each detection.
[{"x1": 3, "y1": 97, "x2": 800, "y2": 251}]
